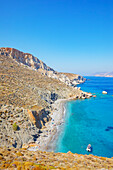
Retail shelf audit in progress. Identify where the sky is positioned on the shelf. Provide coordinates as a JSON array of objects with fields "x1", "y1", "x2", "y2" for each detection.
[{"x1": 0, "y1": 0, "x2": 113, "y2": 75}]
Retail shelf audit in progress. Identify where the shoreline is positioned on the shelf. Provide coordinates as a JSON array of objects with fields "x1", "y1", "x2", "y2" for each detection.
[
  {"x1": 46, "y1": 99, "x2": 67, "y2": 152},
  {"x1": 28, "y1": 98, "x2": 68, "y2": 152},
  {"x1": 27, "y1": 92, "x2": 93, "y2": 152}
]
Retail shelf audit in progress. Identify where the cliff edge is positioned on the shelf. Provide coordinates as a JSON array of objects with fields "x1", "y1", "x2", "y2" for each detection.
[
  {"x1": 0, "y1": 47, "x2": 85, "y2": 87},
  {"x1": 0, "y1": 47, "x2": 89, "y2": 149}
]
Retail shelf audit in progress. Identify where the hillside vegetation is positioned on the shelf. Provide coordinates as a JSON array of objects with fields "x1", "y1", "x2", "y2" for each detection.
[
  {"x1": 0, "y1": 48, "x2": 112, "y2": 169},
  {"x1": 0, "y1": 147, "x2": 113, "y2": 169},
  {"x1": 0, "y1": 49, "x2": 85, "y2": 149}
]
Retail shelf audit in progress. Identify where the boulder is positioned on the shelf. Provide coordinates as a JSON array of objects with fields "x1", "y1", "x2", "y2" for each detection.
[{"x1": 27, "y1": 109, "x2": 36, "y2": 125}]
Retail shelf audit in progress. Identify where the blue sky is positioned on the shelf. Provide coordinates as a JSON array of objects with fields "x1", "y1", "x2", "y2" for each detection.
[{"x1": 0, "y1": 0, "x2": 113, "y2": 75}]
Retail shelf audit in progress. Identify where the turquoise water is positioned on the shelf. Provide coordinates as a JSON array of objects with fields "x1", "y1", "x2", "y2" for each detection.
[{"x1": 55, "y1": 77, "x2": 113, "y2": 158}]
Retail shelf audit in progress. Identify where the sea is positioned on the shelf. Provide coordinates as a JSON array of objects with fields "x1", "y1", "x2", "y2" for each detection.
[{"x1": 55, "y1": 76, "x2": 113, "y2": 158}]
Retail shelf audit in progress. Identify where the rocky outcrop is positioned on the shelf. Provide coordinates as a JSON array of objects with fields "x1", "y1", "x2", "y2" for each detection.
[
  {"x1": 0, "y1": 47, "x2": 55, "y2": 73},
  {"x1": 0, "y1": 104, "x2": 52, "y2": 148},
  {"x1": 0, "y1": 105, "x2": 41, "y2": 148},
  {"x1": 27, "y1": 109, "x2": 37, "y2": 125},
  {"x1": 60, "y1": 72, "x2": 86, "y2": 86},
  {"x1": 0, "y1": 47, "x2": 85, "y2": 87},
  {"x1": 27, "y1": 109, "x2": 51, "y2": 129}
]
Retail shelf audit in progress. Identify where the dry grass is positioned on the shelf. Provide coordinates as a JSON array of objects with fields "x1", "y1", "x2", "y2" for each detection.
[
  {"x1": 0, "y1": 54, "x2": 80, "y2": 109},
  {"x1": 0, "y1": 147, "x2": 113, "y2": 169}
]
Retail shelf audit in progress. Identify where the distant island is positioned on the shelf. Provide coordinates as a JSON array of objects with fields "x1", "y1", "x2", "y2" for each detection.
[{"x1": 94, "y1": 72, "x2": 113, "y2": 77}]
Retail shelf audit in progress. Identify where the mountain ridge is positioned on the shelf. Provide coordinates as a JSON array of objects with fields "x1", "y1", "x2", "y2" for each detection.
[
  {"x1": 0, "y1": 47, "x2": 85, "y2": 86},
  {"x1": 94, "y1": 71, "x2": 113, "y2": 77}
]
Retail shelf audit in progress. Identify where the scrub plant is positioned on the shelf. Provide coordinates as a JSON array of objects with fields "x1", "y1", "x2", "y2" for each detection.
[{"x1": 12, "y1": 122, "x2": 18, "y2": 131}]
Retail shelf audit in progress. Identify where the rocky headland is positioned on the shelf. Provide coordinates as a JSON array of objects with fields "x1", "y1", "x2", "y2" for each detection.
[
  {"x1": 0, "y1": 47, "x2": 92, "y2": 148},
  {"x1": 0, "y1": 47, "x2": 112, "y2": 169},
  {"x1": 0, "y1": 47, "x2": 91, "y2": 148},
  {"x1": 0, "y1": 47, "x2": 85, "y2": 87}
]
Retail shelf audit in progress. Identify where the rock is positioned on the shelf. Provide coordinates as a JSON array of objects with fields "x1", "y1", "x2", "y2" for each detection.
[
  {"x1": 0, "y1": 105, "x2": 41, "y2": 148},
  {"x1": 51, "y1": 92, "x2": 58, "y2": 102},
  {"x1": 22, "y1": 144, "x2": 29, "y2": 149},
  {"x1": 27, "y1": 109, "x2": 36, "y2": 125},
  {"x1": 43, "y1": 117, "x2": 47, "y2": 123},
  {"x1": 82, "y1": 96, "x2": 86, "y2": 99},
  {"x1": 78, "y1": 87, "x2": 81, "y2": 90},
  {"x1": 87, "y1": 93, "x2": 93, "y2": 97}
]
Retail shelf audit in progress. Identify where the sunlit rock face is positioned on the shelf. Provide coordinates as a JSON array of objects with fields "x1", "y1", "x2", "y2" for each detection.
[
  {"x1": 0, "y1": 47, "x2": 85, "y2": 87},
  {"x1": 0, "y1": 48, "x2": 85, "y2": 149}
]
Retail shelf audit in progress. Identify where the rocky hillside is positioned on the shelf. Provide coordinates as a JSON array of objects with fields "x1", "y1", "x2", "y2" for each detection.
[
  {"x1": 0, "y1": 49, "x2": 89, "y2": 149},
  {"x1": 0, "y1": 47, "x2": 85, "y2": 86},
  {"x1": 0, "y1": 48, "x2": 112, "y2": 169},
  {"x1": 0, "y1": 50, "x2": 85, "y2": 109}
]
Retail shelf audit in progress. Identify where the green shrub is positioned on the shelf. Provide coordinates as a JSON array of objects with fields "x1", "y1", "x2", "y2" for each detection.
[{"x1": 12, "y1": 123, "x2": 18, "y2": 131}]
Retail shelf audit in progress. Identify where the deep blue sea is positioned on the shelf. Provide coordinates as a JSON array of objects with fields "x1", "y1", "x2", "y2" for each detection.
[{"x1": 55, "y1": 77, "x2": 113, "y2": 158}]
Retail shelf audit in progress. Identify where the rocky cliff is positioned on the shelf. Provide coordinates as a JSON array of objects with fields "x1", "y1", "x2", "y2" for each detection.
[
  {"x1": 0, "y1": 48, "x2": 112, "y2": 169},
  {"x1": 0, "y1": 47, "x2": 85, "y2": 87},
  {"x1": 0, "y1": 48, "x2": 89, "y2": 148}
]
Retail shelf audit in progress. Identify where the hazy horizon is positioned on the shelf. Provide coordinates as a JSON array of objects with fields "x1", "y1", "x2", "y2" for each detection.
[{"x1": 0, "y1": 0, "x2": 113, "y2": 75}]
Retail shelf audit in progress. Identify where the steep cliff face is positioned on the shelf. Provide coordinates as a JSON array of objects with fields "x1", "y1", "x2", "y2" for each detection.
[
  {"x1": 0, "y1": 47, "x2": 55, "y2": 72},
  {"x1": 0, "y1": 47, "x2": 85, "y2": 86},
  {"x1": 0, "y1": 51, "x2": 86, "y2": 148},
  {"x1": 0, "y1": 47, "x2": 88, "y2": 148}
]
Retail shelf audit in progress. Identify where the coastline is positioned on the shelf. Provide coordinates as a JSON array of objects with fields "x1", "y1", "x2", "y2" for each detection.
[
  {"x1": 27, "y1": 90, "x2": 93, "y2": 152},
  {"x1": 28, "y1": 98, "x2": 68, "y2": 152}
]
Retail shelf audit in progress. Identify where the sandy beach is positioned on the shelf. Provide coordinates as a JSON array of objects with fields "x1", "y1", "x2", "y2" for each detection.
[{"x1": 28, "y1": 98, "x2": 67, "y2": 152}]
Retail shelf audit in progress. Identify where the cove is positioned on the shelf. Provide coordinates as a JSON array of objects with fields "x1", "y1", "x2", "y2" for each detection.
[{"x1": 55, "y1": 77, "x2": 113, "y2": 158}]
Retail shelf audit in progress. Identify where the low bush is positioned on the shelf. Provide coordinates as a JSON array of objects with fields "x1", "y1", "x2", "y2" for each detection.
[{"x1": 12, "y1": 123, "x2": 18, "y2": 131}]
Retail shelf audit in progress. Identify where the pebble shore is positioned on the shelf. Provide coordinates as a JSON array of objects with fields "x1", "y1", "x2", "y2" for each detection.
[{"x1": 28, "y1": 99, "x2": 67, "y2": 152}]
